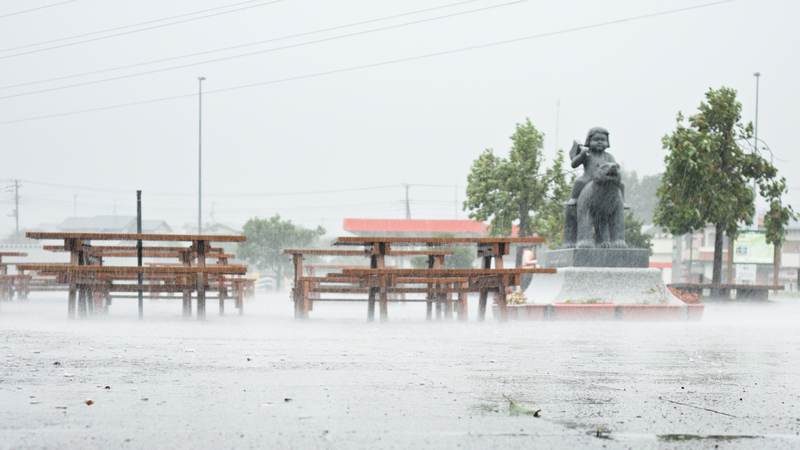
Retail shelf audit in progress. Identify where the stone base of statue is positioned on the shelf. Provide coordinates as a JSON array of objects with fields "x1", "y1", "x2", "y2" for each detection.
[
  {"x1": 543, "y1": 248, "x2": 649, "y2": 268},
  {"x1": 499, "y1": 250, "x2": 703, "y2": 321}
]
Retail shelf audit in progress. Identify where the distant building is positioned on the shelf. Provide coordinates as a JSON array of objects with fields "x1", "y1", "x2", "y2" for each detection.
[
  {"x1": 670, "y1": 218, "x2": 800, "y2": 290},
  {"x1": 342, "y1": 218, "x2": 488, "y2": 237}
]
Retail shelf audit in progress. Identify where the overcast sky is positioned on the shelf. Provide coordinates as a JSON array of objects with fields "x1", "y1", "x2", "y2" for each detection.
[{"x1": 1, "y1": 0, "x2": 797, "y2": 234}]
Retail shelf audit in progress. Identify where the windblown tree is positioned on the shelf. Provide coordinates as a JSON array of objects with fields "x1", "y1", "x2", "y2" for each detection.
[
  {"x1": 654, "y1": 87, "x2": 793, "y2": 287},
  {"x1": 238, "y1": 215, "x2": 325, "y2": 290},
  {"x1": 464, "y1": 119, "x2": 572, "y2": 257}
]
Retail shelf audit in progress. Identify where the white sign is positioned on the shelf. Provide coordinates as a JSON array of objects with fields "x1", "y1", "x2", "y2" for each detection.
[{"x1": 736, "y1": 264, "x2": 757, "y2": 284}]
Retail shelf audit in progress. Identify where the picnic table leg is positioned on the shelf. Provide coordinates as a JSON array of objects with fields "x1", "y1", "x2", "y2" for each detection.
[
  {"x1": 379, "y1": 283, "x2": 388, "y2": 322},
  {"x1": 236, "y1": 283, "x2": 244, "y2": 316},
  {"x1": 196, "y1": 241, "x2": 207, "y2": 321},
  {"x1": 458, "y1": 281, "x2": 468, "y2": 321},
  {"x1": 443, "y1": 290, "x2": 453, "y2": 320},
  {"x1": 477, "y1": 256, "x2": 492, "y2": 321},
  {"x1": 218, "y1": 275, "x2": 225, "y2": 316},
  {"x1": 78, "y1": 286, "x2": 88, "y2": 318},
  {"x1": 301, "y1": 280, "x2": 311, "y2": 319},
  {"x1": 496, "y1": 276, "x2": 509, "y2": 322},
  {"x1": 68, "y1": 286, "x2": 77, "y2": 318},
  {"x1": 426, "y1": 300, "x2": 432, "y2": 321}
]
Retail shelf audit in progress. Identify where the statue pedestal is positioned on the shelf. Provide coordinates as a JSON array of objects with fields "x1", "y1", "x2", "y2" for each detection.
[
  {"x1": 543, "y1": 248, "x2": 649, "y2": 268},
  {"x1": 502, "y1": 249, "x2": 703, "y2": 321}
]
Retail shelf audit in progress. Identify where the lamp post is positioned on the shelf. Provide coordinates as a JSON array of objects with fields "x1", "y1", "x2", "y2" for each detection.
[
  {"x1": 198, "y1": 76, "x2": 205, "y2": 234},
  {"x1": 752, "y1": 72, "x2": 760, "y2": 228}
]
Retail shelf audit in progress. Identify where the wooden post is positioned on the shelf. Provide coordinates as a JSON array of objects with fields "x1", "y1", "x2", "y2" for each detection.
[
  {"x1": 236, "y1": 280, "x2": 244, "y2": 316},
  {"x1": 292, "y1": 253, "x2": 304, "y2": 319},
  {"x1": 377, "y1": 243, "x2": 388, "y2": 322},
  {"x1": 67, "y1": 238, "x2": 79, "y2": 319},
  {"x1": 425, "y1": 255, "x2": 435, "y2": 321},
  {"x1": 181, "y1": 251, "x2": 192, "y2": 318},
  {"x1": 458, "y1": 280, "x2": 468, "y2": 321},
  {"x1": 496, "y1": 275, "x2": 509, "y2": 322},
  {"x1": 367, "y1": 254, "x2": 378, "y2": 322},
  {"x1": 136, "y1": 190, "x2": 144, "y2": 320},
  {"x1": 477, "y1": 255, "x2": 491, "y2": 321},
  {"x1": 196, "y1": 240, "x2": 207, "y2": 320}
]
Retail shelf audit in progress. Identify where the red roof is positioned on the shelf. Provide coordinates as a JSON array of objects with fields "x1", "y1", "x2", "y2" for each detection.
[
  {"x1": 649, "y1": 261, "x2": 672, "y2": 269},
  {"x1": 343, "y1": 218, "x2": 488, "y2": 235}
]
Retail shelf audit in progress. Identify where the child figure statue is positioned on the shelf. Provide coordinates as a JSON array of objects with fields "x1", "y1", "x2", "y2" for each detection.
[{"x1": 562, "y1": 127, "x2": 625, "y2": 248}]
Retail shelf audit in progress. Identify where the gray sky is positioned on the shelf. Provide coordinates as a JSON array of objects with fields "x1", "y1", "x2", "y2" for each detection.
[{"x1": 1, "y1": 0, "x2": 798, "y2": 234}]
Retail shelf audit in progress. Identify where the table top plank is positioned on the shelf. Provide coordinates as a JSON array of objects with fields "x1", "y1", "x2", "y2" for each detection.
[
  {"x1": 16, "y1": 263, "x2": 247, "y2": 275},
  {"x1": 333, "y1": 236, "x2": 544, "y2": 246},
  {"x1": 27, "y1": 232, "x2": 245, "y2": 242}
]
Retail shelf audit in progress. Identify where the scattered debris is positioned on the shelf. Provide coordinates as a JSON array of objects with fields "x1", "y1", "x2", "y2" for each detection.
[
  {"x1": 104, "y1": 386, "x2": 111, "y2": 390},
  {"x1": 661, "y1": 398, "x2": 737, "y2": 417},
  {"x1": 284, "y1": 398, "x2": 292, "y2": 403},
  {"x1": 140, "y1": 397, "x2": 149, "y2": 402},
  {"x1": 53, "y1": 361, "x2": 61, "y2": 366},
  {"x1": 85, "y1": 399, "x2": 94, "y2": 406},
  {"x1": 503, "y1": 395, "x2": 541, "y2": 417}
]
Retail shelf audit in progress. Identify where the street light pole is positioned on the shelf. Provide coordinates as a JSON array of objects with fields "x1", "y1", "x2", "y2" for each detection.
[
  {"x1": 198, "y1": 76, "x2": 205, "y2": 234},
  {"x1": 751, "y1": 72, "x2": 761, "y2": 229}
]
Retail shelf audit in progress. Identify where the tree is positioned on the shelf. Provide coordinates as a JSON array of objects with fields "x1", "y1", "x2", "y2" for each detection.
[
  {"x1": 624, "y1": 211, "x2": 653, "y2": 254},
  {"x1": 532, "y1": 149, "x2": 573, "y2": 247},
  {"x1": 464, "y1": 119, "x2": 571, "y2": 256},
  {"x1": 464, "y1": 119, "x2": 548, "y2": 239},
  {"x1": 761, "y1": 178, "x2": 796, "y2": 287},
  {"x1": 654, "y1": 87, "x2": 791, "y2": 287},
  {"x1": 621, "y1": 170, "x2": 662, "y2": 224},
  {"x1": 238, "y1": 215, "x2": 325, "y2": 290}
]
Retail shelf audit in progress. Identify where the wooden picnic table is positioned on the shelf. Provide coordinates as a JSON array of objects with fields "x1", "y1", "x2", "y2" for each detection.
[
  {"x1": 331, "y1": 236, "x2": 546, "y2": 321},
  {"x1": 668, "y1": 283, "x2": 783, "y2": 301},
  {"x1": 0, "y1": 253, "x2": 28, "y2": 300},
  {"x1": 284, "y1": 247, "x2": 457, "y2": 320},
  {"x1": 25, "y1": 232, "x2": 246, "y2": 320}
]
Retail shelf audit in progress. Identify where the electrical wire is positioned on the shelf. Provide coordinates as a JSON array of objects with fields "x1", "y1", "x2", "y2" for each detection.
[
  {"x1": 0, "y1": 0, "x2": 288, "y2": 58},
  {"x1": 0, "y1": 0, "x2": 77, "y2": 20},
  {"x1": 0, "y1": 1, "x2": 524, "y2": 100},
  {"x1": 0, "y1": 0, "x2": 734, "y2": 125},
  {"x1": 0, "y1": 0, "x2": 490, "y2": 91}
]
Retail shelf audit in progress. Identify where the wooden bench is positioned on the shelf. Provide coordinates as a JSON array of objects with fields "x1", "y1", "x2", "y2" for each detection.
[
  {"x1": 284, "y1": 247, "x2": 457, "y2": 320},
  {"x1": 331, "y1": 236, "x2": 547, "y2": 321},
  {"x1": 668, "y1": 283, "x2": 783, "y2": 301},
  {"x1": 25, "y1": 232, "x2": 246, "y2": 320}
]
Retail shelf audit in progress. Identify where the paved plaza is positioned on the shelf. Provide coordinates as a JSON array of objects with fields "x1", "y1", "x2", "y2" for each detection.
[{"x1": 1, "y1": 295, "x2": 799, "y2": 449}]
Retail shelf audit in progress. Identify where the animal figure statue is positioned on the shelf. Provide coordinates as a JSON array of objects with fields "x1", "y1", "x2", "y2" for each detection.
[{"x1": 574, "y1": 162, "x2": 627, "y2": 249}]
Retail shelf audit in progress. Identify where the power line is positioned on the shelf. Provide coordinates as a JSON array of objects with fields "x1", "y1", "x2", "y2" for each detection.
[
  {"x1": 0, "y1": 0, "x2": 288, "y2": 59},
  {"x1": 0, "y1": 0, "x2": 77, "y2": 20},
  {"x1": 0, "y1": 0, "x2": 734, "y2": 125},
  {"x1": 0, "y1": 0, "x2": 490, "y2": 91},
  {"x1": 0, "y1": 1, "x2": 524, "y2": 100}
]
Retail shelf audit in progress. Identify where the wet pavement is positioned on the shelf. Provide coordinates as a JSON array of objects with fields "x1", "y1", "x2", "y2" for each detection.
[{"x1": 1, "y1": 294, "x2": 799, "y2": 449}]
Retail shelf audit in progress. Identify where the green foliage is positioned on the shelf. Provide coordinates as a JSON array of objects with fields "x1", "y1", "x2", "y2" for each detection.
[
  {"x1": 237, "y1": 215, "x2": 325, "y2": 289},
  {"x1": 464, "y1": 119, "x2": 571, "y2": 245},
  {"x1": 410, "y1": 245, "x2": 475, "y2": 269},
  {"x1": 624, "y1": 211, "x2": 652, "y2": 254},
  {"x1": 532, "y1": 148, "x2": 573, "y2": 246},
  {"x1": 654, "y1": 86, "x2": 793, "y2": 283},
  {"x1": 621, "y1": 170, "x2": 662, "y2": 223}
]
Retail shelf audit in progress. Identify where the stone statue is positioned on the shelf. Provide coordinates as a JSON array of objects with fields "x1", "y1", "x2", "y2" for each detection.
[{"x1": 562, "y1": 127, "x2": 626, "y2": 248}]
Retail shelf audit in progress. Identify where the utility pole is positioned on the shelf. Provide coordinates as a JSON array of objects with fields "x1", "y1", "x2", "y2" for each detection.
[
  {"x1": 403, "y1": 183, "x2": 411, "y2": 219},
  {"x1": 752, "y1": 72, "x2": 761, "y2": 227},
  {"x1": 198, "y1": 76, "x2": 206, "y2": 234}
]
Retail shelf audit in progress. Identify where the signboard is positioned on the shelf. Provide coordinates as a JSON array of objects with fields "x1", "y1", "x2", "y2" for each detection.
[
  {"x1": 736, "y1": 263, "x2": 757, "y2": 284},
  {"x1": 734, "y1": 232, "x2": 773, "y2": 264}
]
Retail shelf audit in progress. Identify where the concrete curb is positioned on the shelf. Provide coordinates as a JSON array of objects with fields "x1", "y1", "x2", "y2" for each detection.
[{"x1": 500, "y1": 303, "x2": 704, "y2": 321}]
